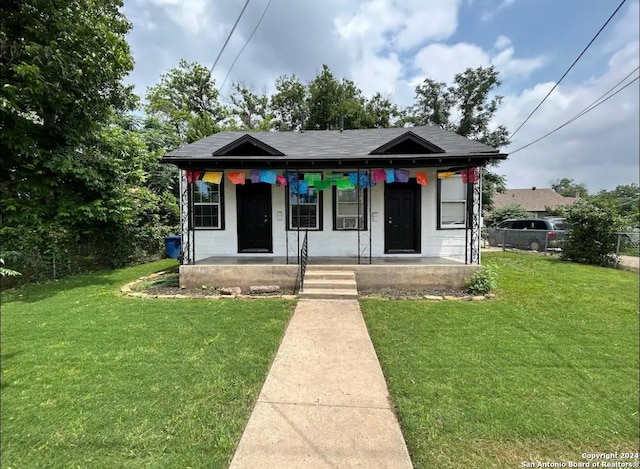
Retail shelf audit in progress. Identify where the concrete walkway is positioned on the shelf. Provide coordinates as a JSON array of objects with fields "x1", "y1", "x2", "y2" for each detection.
[{"x1": 229, "y1": 299, "x2": 413, "y2": 468}]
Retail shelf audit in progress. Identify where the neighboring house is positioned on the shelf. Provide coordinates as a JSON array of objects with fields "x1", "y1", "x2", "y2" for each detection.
[
  {"x1": 161, "y1": 126, "x2": 507, "y2": 290},
  {"x1": 490, "y1": 188, "x2": 578, "y2": 219}
]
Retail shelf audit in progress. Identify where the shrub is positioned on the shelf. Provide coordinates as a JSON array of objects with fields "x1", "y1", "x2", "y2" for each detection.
[
  {"x1": 466, "y1": 264, "x2": 498, "y2": 295},
  {"x1": 561, "y1": 200, "x2": 624, "y2": 267},
  {"x1": 486, "y1": 204, "x2": 529, "y2": 226}
]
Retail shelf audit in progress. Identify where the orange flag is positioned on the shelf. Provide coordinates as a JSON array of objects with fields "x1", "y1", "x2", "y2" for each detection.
[
  {"x1": 227, "y1": 171, "x2": 245, "y2": 185},
  {"x1": 416, "y1": 171, "x2": 428, "y2": 185}
]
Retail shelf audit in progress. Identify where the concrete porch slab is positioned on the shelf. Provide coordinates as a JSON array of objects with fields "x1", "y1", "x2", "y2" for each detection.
[{"x1": 179, "y1": 261, "x2": 480, "y2": 291}]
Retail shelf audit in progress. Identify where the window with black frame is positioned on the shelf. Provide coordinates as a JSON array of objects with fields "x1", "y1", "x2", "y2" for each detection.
[{"x1": 287, "y1": 177, "x2": 322, "y2": 230}]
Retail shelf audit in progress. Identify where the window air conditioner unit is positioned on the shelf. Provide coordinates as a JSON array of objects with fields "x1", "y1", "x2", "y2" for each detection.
[{"x1": 342, "y1": 217, "x2": 358, "y2": 229}]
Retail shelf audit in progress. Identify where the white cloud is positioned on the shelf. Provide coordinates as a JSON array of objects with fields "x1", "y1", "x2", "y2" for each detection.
[
  {"x1": 412, "y1": 41, "x2": 544, "y2": 84},
  {"x1": 140, "y1": 0, "x2": 215, "y2": 36},
  {"x1": 494, "y1": 35, "x2": 512, "y2": 50},
  {"x1": 413, "y1": 42, "x2": 489, "y2": 83},
  {"x1": 481, "y1": 0, "x2": 516, "y2": 22},
  {"x1": 497, "y1": 41, "x2": 639, "y2": 191},
  {"x1": 122, "y1": 0, "x2": 639, "y2": 192},
  {"x1": 349, "y1": 51, "x2": 403, "y2": 98},
  {"x1": 492, "y1": 47, "x2": 545, "y2": 78},
  {"x1": 334, "y1": 0, "x2": 459, "y2": 51}
]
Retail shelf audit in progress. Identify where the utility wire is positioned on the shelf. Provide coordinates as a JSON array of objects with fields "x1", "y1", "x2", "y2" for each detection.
[
  {"x1": 509, "y1": 0, "x2": 628, "y2": 140},
  {"x1": 509, "y1": 73, "x2": 639, "y2": 155},
  {"x1": 209, "y1": 0, "x2": 251, "y2": 74},
  {"x1": 567, "y1": 66, "x2": 639, "y2": 121},
  {"x1": 220, "y1": 0, "x2": 274, "y2": 93}
]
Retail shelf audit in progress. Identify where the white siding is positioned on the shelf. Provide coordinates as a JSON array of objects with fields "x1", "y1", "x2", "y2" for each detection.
[{"x1": 188, "y1": 168, "x2": 468, "y2": 261}]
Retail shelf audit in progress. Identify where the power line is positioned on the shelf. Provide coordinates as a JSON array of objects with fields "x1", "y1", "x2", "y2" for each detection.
[
  {"x1": 220, "y1": 0, "x2": 274, "y2": 93},
  {"x1": 509, "y1": 73, "x2": 639, "y2": 155},
  {"x1": 209, "y1": 0, "x2": 251, "y2": 74},
  {"x1": 566, "y1": 66, "x2": 638, "y2": 122},
  {"x1": 509, "y1": 0, "x2": 628, "y2": 140}
]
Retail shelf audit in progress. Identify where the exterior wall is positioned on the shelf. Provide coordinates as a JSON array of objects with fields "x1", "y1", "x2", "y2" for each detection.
[{"x1": 189, "y1": 168, "x2": 468, "y2": 261}]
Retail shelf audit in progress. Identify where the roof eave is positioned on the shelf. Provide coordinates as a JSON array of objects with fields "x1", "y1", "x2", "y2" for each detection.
[{"x1": 161, "y1": 152, "x2": 508, "y2": 170}]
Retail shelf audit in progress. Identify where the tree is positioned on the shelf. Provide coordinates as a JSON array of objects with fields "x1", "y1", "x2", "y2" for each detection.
[
  {"x1": 185, "y1": 113, "x2": 220, "y2": 144},
  {"x1": 144, "y1": 60, "x2": 226, "y2": 141},
  {"x1": 590, "y1": 183, "x2": 639, "y2": 228},
  {"x1": 270, "y1": 74, "x2": 308, "y2": 131},
  {"x1": 306, "y1": 65, "x2": 342, "y2": 130},
  {"x1": 405, "y1": 78, "x2": 454, "y2": 128},
  {"x1": 305, "y1": 64, "x2": 372, "y2": 130},
  {"x1": 1, "y1": 0, "x2": 135, "y2": 226},
  {"x1": 561, "y1": 200, "x2": 624, "y2": 267},
  {"x1": 551, "y1": 178, "x2": 588, "y2": 198},
  {"x1": 365, "y1": 92, "x2": 400, "y2": 128},
  {"x1": 405, "y1": 66, "x2": 510, "y2": 210},
  {"x1": 486, "y1": 204, "x2": 529, "y2": 226},
  {"x1": 228, "y1": 82, "x2": 273, "y2": 130}
]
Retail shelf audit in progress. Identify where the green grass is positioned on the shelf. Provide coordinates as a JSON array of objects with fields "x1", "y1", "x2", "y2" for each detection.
[
  {"x1": 1, "y1": 260, "x2": 295, "y2": 468},
  {"x1": 361, "y1": 252, "x2": 640, "y2": 468}
]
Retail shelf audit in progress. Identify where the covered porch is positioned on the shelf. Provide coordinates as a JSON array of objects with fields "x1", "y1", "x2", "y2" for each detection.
[{"x1": 179, "y1": 255, "x2": 481, "y2": 291}]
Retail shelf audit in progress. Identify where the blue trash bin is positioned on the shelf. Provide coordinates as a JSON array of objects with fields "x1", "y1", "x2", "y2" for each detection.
[{"x1": 164, "y1": 235, "x2": 182, "y2": 259}]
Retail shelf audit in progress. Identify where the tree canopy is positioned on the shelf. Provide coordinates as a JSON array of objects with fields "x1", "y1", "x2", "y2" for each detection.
[{"x1": 551, "y1": 178, "x2": 589, "y2": 198}]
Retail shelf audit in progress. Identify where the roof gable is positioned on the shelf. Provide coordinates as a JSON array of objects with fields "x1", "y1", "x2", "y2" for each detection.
[
  {"x1": 369, "y1": 131, "x2": 445, "y2": 155},
  {"x1": 212, "y1": 134, "x2": 285, "y2": 157}
]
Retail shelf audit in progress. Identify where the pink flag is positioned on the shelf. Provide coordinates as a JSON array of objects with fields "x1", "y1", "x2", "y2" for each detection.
[
  {"x1": 371, "y1": 169, "x2": 387, "y2": 183},
  {"x1": 461, "y1": 168, "x2": 479, "y2": 184},
  {"x1": 276, "y1": 175, "x2": 287, "y2": 186},
  {"x1": 186, "y1": 170, "x2": 201, "y2": 184}
]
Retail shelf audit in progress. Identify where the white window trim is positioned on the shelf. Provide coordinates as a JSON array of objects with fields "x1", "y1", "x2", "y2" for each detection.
[
  {"x1": 334, "y1": 187, "x2": 367, "y2": 231},
  {"x1": 438, "y1": 174, "x2": 467, "y2": 229},
  {"x1": 193, "y1": 182, "x2": 223, "y2": 229}
]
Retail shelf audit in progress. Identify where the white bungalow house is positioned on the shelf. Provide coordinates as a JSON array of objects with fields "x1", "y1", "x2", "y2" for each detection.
[{"x1": 161, "y1": 126, "x2": 507, "y2": 291}]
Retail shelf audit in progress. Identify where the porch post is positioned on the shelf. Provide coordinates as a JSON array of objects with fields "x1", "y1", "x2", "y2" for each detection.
[
  {"x1": 296, "y1": 168, "x2": 300, "y2": 264},
  {"x1": 470, "y1": 169, "x2": 482, "y2": 265},
  {"x1": 369, "y1": 172, "x2": 372, "y2": 265},
  {"x1": 357, "y1": 167, "x2": 361, "y2": 264},
  {"x1": 179, "y1": 169, "x2": 194, "y2": 266}
]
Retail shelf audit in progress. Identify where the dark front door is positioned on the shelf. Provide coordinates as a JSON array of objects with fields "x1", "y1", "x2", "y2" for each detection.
[
  {"x1": 385, "y1": 182, "x2": 421, "y2": 253},
  {"x1": 237, "y1": 183, "x2": 272, "y2": 252}
]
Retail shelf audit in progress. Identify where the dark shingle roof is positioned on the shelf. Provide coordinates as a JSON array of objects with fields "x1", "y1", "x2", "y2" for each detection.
[
  {"x1": 166, "y1": 126, "x2": 497, "y2": 158},
  {"x1": 162, "y1": 126, "x2": 507, "y2": 169},
  {"x1": 493, "y1": 189, "x2": 578, "y2": 212}
]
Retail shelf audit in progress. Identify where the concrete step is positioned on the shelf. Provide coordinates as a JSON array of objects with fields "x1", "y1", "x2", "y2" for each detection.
[
  {"x1": 303, "y1": 278, "x2": 357, "y2": 289},
  {"x1": 305, "y1": 265, "x2": 357, "y2": 272},
  {"x1": 298, "y1": 288, "x2": 358, "y2": 300},
  {"x1": 304, "y1": 271, "x2": 356, "y2": 281}
]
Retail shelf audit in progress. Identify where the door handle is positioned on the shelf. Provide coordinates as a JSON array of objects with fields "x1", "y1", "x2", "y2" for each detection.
[{"x1": 388, "y1": 217, "x2": 393, "y2": 224}]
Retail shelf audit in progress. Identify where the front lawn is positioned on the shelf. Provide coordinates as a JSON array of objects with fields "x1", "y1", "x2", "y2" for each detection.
[
  {"x1": 361, "y1": 252, "x2": 639, "y2": 468},
  {"x1": 1, "y1": 260, "x2": 295, "y2": 468}
]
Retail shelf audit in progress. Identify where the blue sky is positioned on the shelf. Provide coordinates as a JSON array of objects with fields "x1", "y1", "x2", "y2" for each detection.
[{"x1": 122, "y1": 0, "x2": 639, "y2": 192}]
